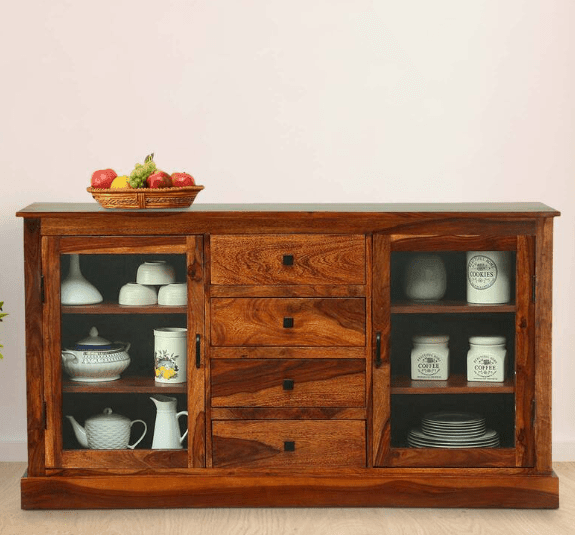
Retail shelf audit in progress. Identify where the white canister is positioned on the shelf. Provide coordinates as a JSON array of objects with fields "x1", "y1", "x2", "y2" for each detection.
[
  {"x1": 466, "y1": 251, "x2": 512, "y2": 304},
  {"x1": 154, "y1": 328, "x2": 187, "y2": 384},
  {"x1": 410, "y1": 335, "x2": 449, "y2": 381},
  {"x1": 467, "y1": 336, "x2": 507, "y2": 382}
]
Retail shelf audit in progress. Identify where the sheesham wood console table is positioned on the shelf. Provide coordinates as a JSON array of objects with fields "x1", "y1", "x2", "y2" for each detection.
[{"x1": 16, "y1": 202, "x2": 560, "y2": 509}]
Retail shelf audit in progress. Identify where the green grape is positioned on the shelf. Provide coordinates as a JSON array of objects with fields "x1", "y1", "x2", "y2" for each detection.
[{"x1": 128, "y1": 155, "x2": 157, "y2": 188}]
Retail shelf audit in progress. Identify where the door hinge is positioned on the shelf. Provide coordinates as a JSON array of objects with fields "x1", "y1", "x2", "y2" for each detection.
[
  {"x1": 531, "y1": 399, "x2": 537, "y2": 427},
  {"x1": 532, "y1": 275, "x2": 537, "y2": 303},
  {"x1": 40, "y1": 275, "x2": 45, "y2": 303}
]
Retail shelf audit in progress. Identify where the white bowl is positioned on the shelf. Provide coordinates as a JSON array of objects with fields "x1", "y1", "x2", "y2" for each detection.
[
  {"x1": 158, "y1": 283, "x2": 187, "y2": 306},
  {"x1": 119, "y1": 283, "x2": 157, "y2": 306},
  {"x1": 136, "y1": 261, "x2": 176, "y2": 285}
]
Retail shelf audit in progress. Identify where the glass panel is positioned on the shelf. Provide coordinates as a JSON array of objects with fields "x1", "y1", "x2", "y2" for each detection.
[
  {"x1": 389, "y1": 250, "x2": 517, "y2": 452},
  {"x1": 60, "y1": 253, "x2": 188, "y2": 453}
]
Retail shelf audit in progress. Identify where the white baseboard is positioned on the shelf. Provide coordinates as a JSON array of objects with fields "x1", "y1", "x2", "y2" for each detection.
[
  {"x1": 2, "y1": 440, "x2": 575, "y2": 463},
  {"x1": 0, "y1": 441, "x2": 27, "y2": 462}
]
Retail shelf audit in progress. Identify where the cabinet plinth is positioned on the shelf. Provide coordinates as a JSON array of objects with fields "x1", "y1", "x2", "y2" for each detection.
[{"x1": 17, "y1": 202, "x2": 559, "y2": 509}]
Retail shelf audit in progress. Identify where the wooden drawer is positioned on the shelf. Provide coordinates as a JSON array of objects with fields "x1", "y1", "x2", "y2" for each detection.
[
  {"x1": 212, "y1": 420, "x2": 366, "y2": 468},
  {"x1": 210, "y1": 234, "x2": 365, "y2": 285},
  {"x1": 211, "y1": 298, "x2": 365, "y2": 346},
  {"x1": 211, "y1": 359, "x2": 365, "y2": 408}
]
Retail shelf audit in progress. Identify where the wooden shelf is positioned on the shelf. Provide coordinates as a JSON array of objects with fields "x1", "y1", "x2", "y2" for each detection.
[
  {"x1": 63, "y1": 376, "x2": 187, "y2": 394},
  {"x1": 391, "y1": 300, "x2": 516, "y2": 314},
  {"x1": 391, "y1": 374, "x2": 515, "y2": 394},
  {"x1": 61, "y1": 302, "x2": 187, "y2": 314}
]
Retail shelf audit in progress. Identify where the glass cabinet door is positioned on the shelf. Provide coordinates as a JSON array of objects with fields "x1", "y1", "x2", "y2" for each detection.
[
  {"x1": 372, "y1": 234, "x2": 534, "y2": 468},
  {"x1": 42, "y1": 236, "x2": 205, "y2": 470}
]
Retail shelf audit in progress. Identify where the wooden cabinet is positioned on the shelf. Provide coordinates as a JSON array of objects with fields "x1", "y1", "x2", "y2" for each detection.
[{"x1": 17, "y1": 203, "x2": 560, "y2": 509}]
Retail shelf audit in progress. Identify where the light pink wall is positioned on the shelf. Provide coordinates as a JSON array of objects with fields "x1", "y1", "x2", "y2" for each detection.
[{"x1": 1, "y1": 1, "x2": 574, "y2": 459}]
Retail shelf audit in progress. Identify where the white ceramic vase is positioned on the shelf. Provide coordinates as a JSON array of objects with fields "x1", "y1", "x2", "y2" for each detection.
[
  {"x1": 61, "y1": 254, "x2": 103, "y2": 305},
  {"x1": 154, "y1": 327, "x2": 187, "y2": 384}
]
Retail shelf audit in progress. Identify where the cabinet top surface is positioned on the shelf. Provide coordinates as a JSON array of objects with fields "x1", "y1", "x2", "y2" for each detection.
[{"x1": 16, "y1": 202, "x2": 560, "y2": 217}]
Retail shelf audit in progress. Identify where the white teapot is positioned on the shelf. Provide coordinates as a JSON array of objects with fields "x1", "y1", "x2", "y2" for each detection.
[{"x1": 66, "y1": 408, "x2": 147, "y2": 450}]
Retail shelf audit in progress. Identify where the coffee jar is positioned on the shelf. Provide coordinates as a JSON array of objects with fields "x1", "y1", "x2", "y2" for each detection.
[
  {"x1": 410, "y1": 334, "x2": 449, "y2": 381},
  {"x1": 467, "y1": 336, "x2": 507, "y2": 382},
  {"x1": 466, "y1": 251, "x2": 511, "y2": 304}
]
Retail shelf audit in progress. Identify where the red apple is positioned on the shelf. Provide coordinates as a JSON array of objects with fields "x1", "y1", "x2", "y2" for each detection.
[
  {"x1": 171, "y1": 172, "x2": 195, "y2": 187},
  {"x1": 146, "y1": 170, "x2": 172, "y2": 188},
  {"x1": 91, "y1": 168, "x2": 117, "y2": 189}
]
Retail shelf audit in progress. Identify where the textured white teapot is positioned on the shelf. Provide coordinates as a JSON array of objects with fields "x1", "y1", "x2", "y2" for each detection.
[{"x1": 66, "y1": 408, "x2": 147, "y2": 450}]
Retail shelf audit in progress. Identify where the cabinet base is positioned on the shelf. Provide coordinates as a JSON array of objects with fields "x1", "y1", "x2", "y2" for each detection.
[{"x1": 21, "y1": 470, "x2": 559, "y2": 509}]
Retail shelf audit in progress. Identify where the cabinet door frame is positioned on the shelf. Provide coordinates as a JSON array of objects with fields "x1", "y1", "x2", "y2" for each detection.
[
  {"x1": 372, "y1": 232, "x2": 536, "y2": 468},
  {"x1": 41, "y1": 235, "x2": 206, "y2": 470}
]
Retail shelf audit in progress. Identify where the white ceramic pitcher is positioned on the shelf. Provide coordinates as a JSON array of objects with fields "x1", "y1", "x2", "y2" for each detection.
[{"x1": 150, "y1": 395, "x2": 188, "y2": 449}]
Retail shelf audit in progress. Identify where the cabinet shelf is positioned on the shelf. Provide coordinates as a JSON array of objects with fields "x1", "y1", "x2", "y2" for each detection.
[
  {"x1": 390, "y1": 374, "x2": 515, "y2": 394},
  {"x1": 391, "y1": 300, "x2": 516, "y2": 314},
  {"x1": 61, "y1": 302, "x2": 187, "y2": 314},
  {"x1": 63, "y1": 376, "x2": 187, "y2": 394}
]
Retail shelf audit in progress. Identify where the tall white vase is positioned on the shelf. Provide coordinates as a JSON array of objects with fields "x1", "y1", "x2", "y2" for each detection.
[{"x1": 61, "y1": 254, "x2": 103, "y2": 305}]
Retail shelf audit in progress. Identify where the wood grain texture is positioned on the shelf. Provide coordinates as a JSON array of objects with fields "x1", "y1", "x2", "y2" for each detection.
[
  {"x1": 211, "y1": 359, "x2": 365, "y2": 408},
  {"x1": 210, "y1": 298, "x2": 365, "y2": 346},
  {"x1": 386, "y1": 447, "x2": 517, "y2": 468},
  {"x1": 23, "y1": 219, "x2": 45, "y2": 477},
  {"x1": 42, "y1": 237, "x2": 62, "y2": 469},
  {"x1": 515, "y1": 235, "x2": 536, "y2": 467},
  {"x1": 535, "y1": 218, "x2": 554, "y2": 472},
  {"x1": 187, "y1": 235, "x2": 206, "y2": 468},
  {"x1": 211, "y1": 234, "x2": 366, "y2": 285},
  {"x1": 210, "y1": 346, "x2": 365, "y2": 359},
  {"x1": 212, "y1": 420, "x2": 366, "y2": 469},
  {"x1": 58, "y1": 236, "x2": 187, "y2": 254},
  {"x1": 210, "y1": 407, "x2": 366, "y2": 420},
  {"x1": 60, "y1": 450, "x2": 187, "y2": 469},
  {"x1": 61, "y1": 303, "x2": 187, "y2": 314},
  {"x1": 62, "y1": 376, "x2": 187, "y2": 394},
  {"x1": 391, "y1": 301, "x2": 515, "y2": 314},
  {"x1": 372, "y1": 234, "x2": 391, "y2": 466},
  {"x1": 210, "y1": 284, "x2": 366, "y2": 298},
  {"x1": 20, "y1": 469, "x2": 559, "y2": 509},
  {"x1": 391, "y1": 234, "x2": 518, "y2": 251},
  {"x1": 390, "y1": 374, "x2": 515, "y2": 394}
]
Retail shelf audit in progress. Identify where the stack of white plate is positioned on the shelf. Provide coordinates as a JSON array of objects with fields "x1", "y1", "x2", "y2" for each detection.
[{"x1": 407, "y1": 411, "x2": 500, "y2": 449}]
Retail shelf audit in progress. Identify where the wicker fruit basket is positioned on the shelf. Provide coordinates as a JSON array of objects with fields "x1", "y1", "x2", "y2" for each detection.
[{"x1": 87, "y1": 186, "x2": 204, "y2": 209}]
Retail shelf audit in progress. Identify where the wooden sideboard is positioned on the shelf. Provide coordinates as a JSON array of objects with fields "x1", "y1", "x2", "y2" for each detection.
[{"x1": 17, "y1": 202, "x2": 560, "y2": 509}]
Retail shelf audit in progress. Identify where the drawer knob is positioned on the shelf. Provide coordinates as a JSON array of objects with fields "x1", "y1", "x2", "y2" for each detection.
[
  {"x1": 283, "y1": 379, "x2": 294, "y2": 390},
  {"x1": 282, "y1": 254, "x2": 294, "y2": 266},
  {"x1": 283, "y1": 317, "x2": 294, "y2": 328},
  {"x1": 284, "y1": 441, "x2": 295, "y2": 452}
]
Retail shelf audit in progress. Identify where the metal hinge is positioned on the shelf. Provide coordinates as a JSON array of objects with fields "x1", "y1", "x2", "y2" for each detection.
[
  {"x1": 531, "y1": 399, "x2": 537, "y2": 427},
  {"x1": 42, "y1": 401, "x2": 47, "y2": 430},
  {"x1": 532, "y1": 275, "x2": 537, "y2": 303},
  {"x1": 40, "y1": 275, "x2": 45, "y2": 303}
]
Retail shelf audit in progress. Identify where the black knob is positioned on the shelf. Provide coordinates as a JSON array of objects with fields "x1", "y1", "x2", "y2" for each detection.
[
  {"x1": 284, "y1": 441, "x2": 295, "y2": 452},
  {"x1": 283, "y1": 379, "x2": 294, "y2": 390},
  {"x1": 283, "y1": 317, "x2": 294, "y2": 328},
  {"x1": 282, "y1": 254, "x2": 294, "y2": 266}
]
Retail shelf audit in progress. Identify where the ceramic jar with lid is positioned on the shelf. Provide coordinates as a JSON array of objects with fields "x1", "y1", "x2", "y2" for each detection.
[
  {"x1": 411, "y1": 334, "x2": 450, "y2": 381},
  {"x1": 466, "y1": 251, "x2": 511, "y2": 304},
  {"x1": 467, "y1": 336, "x2": 507, "y2": 382}
]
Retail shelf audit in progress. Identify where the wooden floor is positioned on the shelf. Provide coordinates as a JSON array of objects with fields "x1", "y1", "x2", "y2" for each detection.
[{"x1": 2, "y1": 463, "x2": 575, "y2": 535}]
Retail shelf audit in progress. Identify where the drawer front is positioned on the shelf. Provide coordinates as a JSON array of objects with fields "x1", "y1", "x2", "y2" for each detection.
[
  {"x1": 211, "y1": 298, "x2": 365, "y2": 346},
  {"x1": 211, "y1": 359, "x2": 365, "y2": 408},
  {"x1": 212, "y1": 420, "x2": 366, "y2": 468},
  {"x1": 210, "y1": 234, "x2": 366, "y2": 285}
]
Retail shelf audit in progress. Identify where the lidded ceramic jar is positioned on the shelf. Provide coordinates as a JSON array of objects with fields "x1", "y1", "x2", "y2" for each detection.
[
  {"x1": 410, "y1": 334, "x2": 450, "y2": 381},
  {"x1": 404, "y1": 254, "x2": 447, "y2": 302},
  {"x1": 466, "y1": 251, "x2": 511, "y2": 304},
  {"x1": 61, "y1": 327, "x2": 131, "y2": 382},
  {"x1": 467, "y1": 336, "x2": 507, "y2": 382}
]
